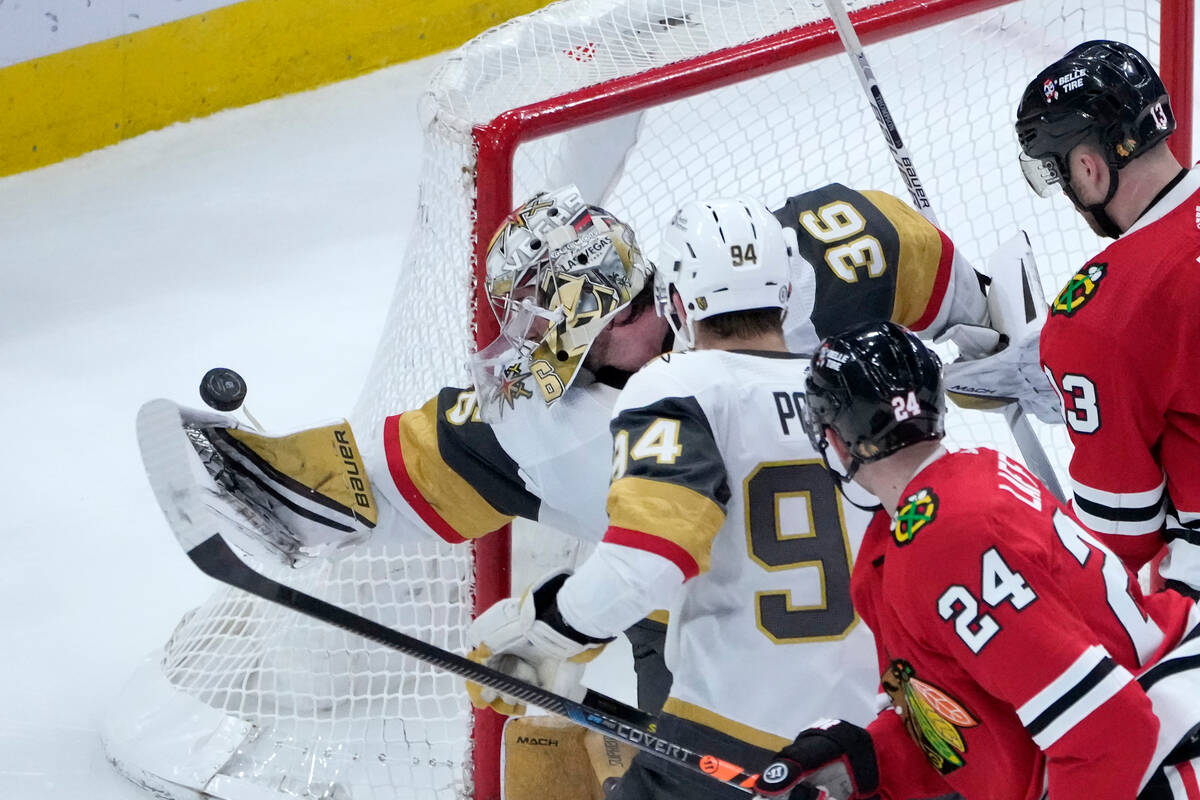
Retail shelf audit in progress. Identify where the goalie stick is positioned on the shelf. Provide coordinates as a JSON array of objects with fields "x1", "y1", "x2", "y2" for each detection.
[
  {"x1": 136, "y1": 398, "x2": 762, "y2": 794},
  {"x1": 823, "y1": 0, "x2": 1067, "y2": 502}
]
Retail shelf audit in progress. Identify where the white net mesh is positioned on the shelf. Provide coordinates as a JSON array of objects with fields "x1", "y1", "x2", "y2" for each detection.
[
  {"x1": 109, "y1": 2, "x2": 1179, "y2": 799},
  {"x1": 156, "y1": 549, "x2": 474, "y2": 799}
]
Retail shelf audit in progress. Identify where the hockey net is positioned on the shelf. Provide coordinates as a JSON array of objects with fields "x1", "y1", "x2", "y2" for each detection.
[{"x1": 103, "y1": 1, "x2": 1193, "y2": 800}]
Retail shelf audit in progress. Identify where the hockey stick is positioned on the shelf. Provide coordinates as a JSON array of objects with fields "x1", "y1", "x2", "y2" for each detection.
[
  {"x1": 139, "y1": 396, "x2": 760, "y2": 793},
  {"x1": 823, "y1": 0, "x2": 1066, "y2": 502},
  {"x1": 180, "y1": 532, "x2": 762, "y2": 793}
]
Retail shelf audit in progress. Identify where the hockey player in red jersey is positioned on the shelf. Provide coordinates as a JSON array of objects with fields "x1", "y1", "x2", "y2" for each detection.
[
  {"x1": 1017, "y1": 41, "x2": 1200, "y2": 596},
  {"x1": 752, "y1": 321, "x2": 1200, "y2": 800}
]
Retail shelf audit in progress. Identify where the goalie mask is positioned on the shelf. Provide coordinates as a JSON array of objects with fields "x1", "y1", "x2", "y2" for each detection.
[
  {"x1": 477, "y1": 185, "x2": 652, "y2": 416},
  {"x1": 800, "y1": 321, "x2": 944, "y2": 489},
  {"x1": 656, "y1": 198, "x2": 792, "y2": 349}
]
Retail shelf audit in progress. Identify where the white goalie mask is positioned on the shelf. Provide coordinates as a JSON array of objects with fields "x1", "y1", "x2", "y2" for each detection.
[
  {"x1": 655, "y1": 198, "x2": 792, "y2": 349},
  {"x1": 473, "y1": 185, "x2": 652, "y2": 420}
]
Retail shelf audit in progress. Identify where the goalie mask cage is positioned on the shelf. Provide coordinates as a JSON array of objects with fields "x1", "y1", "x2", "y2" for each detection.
[{"x1": 102, "y1": 1, "x2": 1193, "y2": 799}]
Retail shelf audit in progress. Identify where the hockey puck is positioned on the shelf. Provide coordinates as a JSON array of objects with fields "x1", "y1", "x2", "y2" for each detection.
[{"x1": 199, "y1": 367, "x2": 248, "y2": 411}]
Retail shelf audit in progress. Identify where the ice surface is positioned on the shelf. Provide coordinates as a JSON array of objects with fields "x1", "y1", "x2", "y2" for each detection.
[{"x1": 0, "y1": 55, "x2": 443, "y2": 800}]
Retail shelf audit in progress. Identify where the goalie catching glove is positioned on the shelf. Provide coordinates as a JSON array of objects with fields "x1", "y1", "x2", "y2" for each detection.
[
  {"x1": 754, "y1": 719, "x2": 879, "y2": 800},
  {"x1": 466, "y1": 571, "x2": 612, "y2": 716},
  {"x1": 136, "y1": 400, "x2": 377, "y2": 568}
]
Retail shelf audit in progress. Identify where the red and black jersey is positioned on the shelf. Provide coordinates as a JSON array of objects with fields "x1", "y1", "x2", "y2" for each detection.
[
  {"x1": 852, "y1": 448, "x2": 1198, "y2": 800},
  {"x1": 1040, "y1": 168, "x2": 1200, "y2": 591}
]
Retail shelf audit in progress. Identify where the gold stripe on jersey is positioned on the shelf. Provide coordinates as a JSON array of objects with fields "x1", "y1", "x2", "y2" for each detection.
[
  {"x1": 395, "y1": 396, "x2": 513, "y2": 538},
  {"x1": 607, "y1": 476, "x2": 725, "y2": 575},
  {"x1": 662, "y1": 697, "x2": 791, "y2": 751},
  {"x1": 859, "y1": 190, "x2": 948, "y2": 330},
  {"x1": 646, "y1": 609, "x2": 670, "y2": 625}
]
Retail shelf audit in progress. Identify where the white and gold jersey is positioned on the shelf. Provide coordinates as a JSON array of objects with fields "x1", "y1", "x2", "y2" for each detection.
[
  {"x1": 375, "y1": 373, "x2": 620, "y2": 544},
  {"x1": 374, "y1": 184, "x2": 981, "y2": 552},
  {"x1": 558, "y1": 349, "x2": 879, "y2": 748}
]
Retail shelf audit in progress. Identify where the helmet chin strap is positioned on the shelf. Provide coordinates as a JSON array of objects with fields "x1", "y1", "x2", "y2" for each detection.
[
  {"x1": 817, "y1": 441, "x2": 883, "y2": 514},
  {"x1": 1066, "y1": 163, "x2": 1124, "y2": 239}
]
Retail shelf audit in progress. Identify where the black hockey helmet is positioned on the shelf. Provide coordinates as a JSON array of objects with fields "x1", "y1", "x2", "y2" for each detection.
[
  {"x1": 801, "y1": 321, "x2": 944, "y2": 474},
  {"x1": 1015, "y1": 40, "x2": 1174, "y2": 234}
]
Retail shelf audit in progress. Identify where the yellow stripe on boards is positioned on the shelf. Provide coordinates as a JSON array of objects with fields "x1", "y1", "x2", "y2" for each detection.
[{"x1": 0, "y1": 0, "x2": 551, "y2": 177}]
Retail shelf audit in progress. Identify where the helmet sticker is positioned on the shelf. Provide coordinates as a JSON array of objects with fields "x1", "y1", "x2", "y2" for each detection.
[
  {"x1": 1151, "y1": 102, "x2": 1170, "y2": 131},
  {"x1": 1043, "y1": 78, "x2": 1059, "y2": 103},
  {"x1": 816, "y1": 346, "x2": 850, "y2": 371},
  {"x1": 1056, "y1": 67, "x2": 1087, "y2": 94}
]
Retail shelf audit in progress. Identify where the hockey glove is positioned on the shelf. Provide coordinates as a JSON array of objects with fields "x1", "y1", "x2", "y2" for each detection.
[
  {"x1": 138, "y1": 400, "x2": 376, "y2": 569},
  {"x1": 466, "y1": 571, "x2": 612, "y2": 716},
  {"x1": 941, "y1": 328, "x2": 1062, "y2": 424},
  {"x1": 938, "y1": 230, "x2": 1061, "y2": 425},
  {"x1": 754, "y1": 719, "x2": 880, "y2": 800}
]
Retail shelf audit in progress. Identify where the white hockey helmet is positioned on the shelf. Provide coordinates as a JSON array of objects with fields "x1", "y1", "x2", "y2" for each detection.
[
  {"x1": 483, "y1": 185, "x2": 652, "y2": 405},
  {"x1": 655, "y1": 198, "x2": 792, "y2": 349}
]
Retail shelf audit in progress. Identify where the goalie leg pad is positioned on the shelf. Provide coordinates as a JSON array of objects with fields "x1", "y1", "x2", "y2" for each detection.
[{"x1": 503, "y1": 716, "x2": 634, "y2": 800}]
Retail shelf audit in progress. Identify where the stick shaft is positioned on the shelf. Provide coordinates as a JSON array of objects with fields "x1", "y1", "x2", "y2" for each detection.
[
  {"x1": 825, "y1": 0, "x2": 936, "y2": 224},
  {"x1": 187, "y1": 534, "x2": 760, "y2": 793},
  {"x1": 824, "y1": 0, "x2": 1065, "y2": 501}
]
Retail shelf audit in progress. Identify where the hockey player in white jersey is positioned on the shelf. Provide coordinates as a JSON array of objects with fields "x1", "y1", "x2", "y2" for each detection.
[
  {"x1": 138, "y1": 186, "x2": 679, "y2": 712},
  {"x1": 134, "y1": 181, "x2": 1010, "y2": 798},
  {"x1": 466, "y1": 199, "x2": 881, "y2": 800}
]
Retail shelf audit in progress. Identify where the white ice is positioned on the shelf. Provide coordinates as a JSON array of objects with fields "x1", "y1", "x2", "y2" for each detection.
[{"x1": 0, "y1": 54, "x2": 445, "y2": 800}]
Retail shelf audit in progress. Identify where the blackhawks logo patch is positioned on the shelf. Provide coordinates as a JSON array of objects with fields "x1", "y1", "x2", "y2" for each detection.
[
  {"x1": 883, "y1": 660, "x2": 978, "y2": 775},
  {"x1": 893, "y1": 488, "x2": 937, "y2": 545},
  {"x1": 1051, "y1": 262, "x2": 1106, "y2": 317}
]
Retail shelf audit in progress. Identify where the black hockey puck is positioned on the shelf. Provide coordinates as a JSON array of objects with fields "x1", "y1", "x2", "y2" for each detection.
[{"x1": 199, "y1": 367, "x2": 247, "y2": 411}]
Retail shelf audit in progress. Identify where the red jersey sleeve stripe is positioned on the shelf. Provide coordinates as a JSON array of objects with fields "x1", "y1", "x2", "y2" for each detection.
[
  {"x1": 383, "y1": 414, "x2": 468, "y2": 544},
  {"x1": 1017, "y1": 646, "x2": 1132, "y2": 750},
  {"x1": 603, "y1": 526, "x2": 700, "y2": 581},
  {"x1": 910, "y1": 227, "x2": 955, "y2": 332}
]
